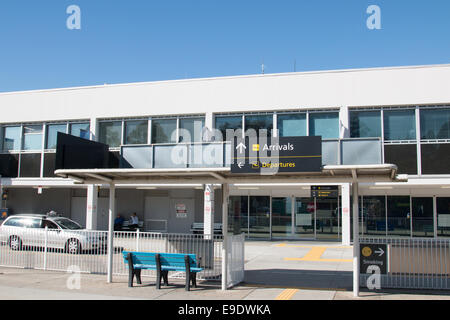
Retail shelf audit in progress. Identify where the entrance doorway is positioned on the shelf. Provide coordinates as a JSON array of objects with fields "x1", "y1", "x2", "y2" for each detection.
[{"x1": 229, "y1": 194, "x2": 341, "y2": 241}]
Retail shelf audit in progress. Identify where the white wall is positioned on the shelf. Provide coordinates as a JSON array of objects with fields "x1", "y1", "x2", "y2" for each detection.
[{"x1": 1, "y1": 64, "x2": 450, "y2": 124}]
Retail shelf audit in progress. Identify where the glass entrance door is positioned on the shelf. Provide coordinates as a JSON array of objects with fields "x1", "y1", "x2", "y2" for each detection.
[
  {"x1": 412, "y1": 197, "x2": 434, "y2": 237},
  {"x1": 294, "y1": 198, "x2": 315, "y2": 238},
  {"x1": 315, "y1": 197, "x2": 340, "y2": 240},
  {"x1": 248, "y1": 196, "x2": 271, "y2": 238},
  {"x1": 271, "y1": 197, "x2": 292, "y2": 238}
]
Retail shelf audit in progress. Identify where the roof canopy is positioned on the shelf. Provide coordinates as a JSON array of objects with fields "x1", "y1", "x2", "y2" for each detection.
[{"x1": 55, "y1": 164, "x2": 407, "y2": 185}]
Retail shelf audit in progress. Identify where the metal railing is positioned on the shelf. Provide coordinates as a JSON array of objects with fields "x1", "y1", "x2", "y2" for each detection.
[
  {"x1": 360, "y1": 237, "x2": 450, "y2": 290},
  {"x1": 0, "y1": 229, "x2": 245, "y2": 287}
]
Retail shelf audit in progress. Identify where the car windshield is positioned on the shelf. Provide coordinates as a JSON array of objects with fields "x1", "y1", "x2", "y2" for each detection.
[{"x1": 53, "y1": 218, "x2": 82, "y2": 230}]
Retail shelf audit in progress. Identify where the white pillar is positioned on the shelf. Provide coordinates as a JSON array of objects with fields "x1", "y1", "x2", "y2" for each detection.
[
  {"x1": 90, "y1": 117, "x2": 98, "y2": 142},
  {"x1": 204, "y1": 184, "x2": 215, "y2": 239},
  {"x1": 352, "y1": 182, "x2": 360, "y2": 297},
  {"x1": 86, "y1": 185, "x2": 98, "y2": 230},
  {"x1": 107, "y1": 184, "x2": 115, "y2": 283},
  {"x1": 341, "y1": 183, "x2": 351, "y2": 245},
  {"x1": 221, "y1": 183, "x2": 229, "y2": 291},
  {"x1": 339, "y1": 106, "x2": 350, "y2": 139}
]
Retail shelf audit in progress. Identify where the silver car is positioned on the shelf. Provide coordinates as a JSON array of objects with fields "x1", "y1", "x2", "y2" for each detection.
[{"x1": 0, "y1": 214, "x2": 106, "y2": 254}]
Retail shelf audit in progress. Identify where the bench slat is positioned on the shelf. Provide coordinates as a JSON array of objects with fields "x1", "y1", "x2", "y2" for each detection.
[{"x1": 123, "y1": 251, "x2": 203, "y2": 271}]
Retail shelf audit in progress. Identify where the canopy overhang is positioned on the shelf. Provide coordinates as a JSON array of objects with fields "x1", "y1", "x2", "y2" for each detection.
[{"x1": 54, "y1": 164, "x2": 407, "y2": 185}]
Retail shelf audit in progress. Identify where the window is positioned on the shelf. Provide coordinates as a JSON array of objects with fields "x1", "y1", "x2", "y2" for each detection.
[
  {"x1": 387, "y1": 196, "x2": 411, "y2": 237},
  {"x1": 70, "y1": 123, "x2": 90, "y2": 140},
  {"x1": 245, "y1": 114, "x2": 273, "y2": 137},
  {"x1": 421, "y1": 144, "x2": 450, "y2": 174},
  {"x1": 384, "y1": 110, "x2": 416, "y2": 140},
  {"x1": 309, "y1": 112, "x2": 339, "y2": 139},
  {"x1": 277, "y1": 113, "x2": 307, "y2": 137},
  {"x1": 179, "y1": 118, "x2": 204, "y2": 142},
  {"x1": 437, "y1": 197, "x2": 450, "y2": 237},
  {"x1": 420, "y1": 108, "x2": 450, "y2": 140},
  {"x1": 23, "y1": 125, "x2": 43, "y2": 151},
  {"x1": 350, "y1": 111, "x2": 381, "y2": 138},
  {"x1": 20, "y1": 153, "x2": 41, "y2": 177},
  {"x1": 362, "y1": 196, "x2": 386, "y2": 236},
  {"x1": 214, "y1": 116, "x2": 242, "y2": 141},
  {"x1": 384, "y1": 144, "x2": 417, "y2": 175},
  {"x1": 152, "y1": 119, "x2": 177, "y2": 144},
  {"x1": 99, "y1": 121, "x2": 122, "y2": 148},
  {"x1": 124, "y1": 120, "x2": 148, "y2": 145},
  {"x1": 2, "y1": 126, "x2": 21, "y2": 151},
  {"x1": 46, "y1": 124, "x2": 67, "y2": 149}
]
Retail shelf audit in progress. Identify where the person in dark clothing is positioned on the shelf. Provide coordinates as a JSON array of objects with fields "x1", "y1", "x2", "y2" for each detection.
[{"x1": 114, "y1": 214, "x2": 125, "y2": 231}]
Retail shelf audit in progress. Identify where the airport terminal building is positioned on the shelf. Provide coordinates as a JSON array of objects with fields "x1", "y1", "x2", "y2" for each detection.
[{"x1": 1, "y1": 64, "x2": 450, "y2": 244}]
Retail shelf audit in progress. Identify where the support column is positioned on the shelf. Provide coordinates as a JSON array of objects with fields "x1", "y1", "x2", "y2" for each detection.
[
  {"x1": 221, "y1": 183, "x2": 229, "y2": 291},
  {"x1": 86, "y1": 185, "x2": 98, "y2": 230},
  {"x1": 341, "y1": 183, "x2": 351, "y2": 245},
  {"x1": 107, "y1": 184, "x2": 115, "y2": 283},
  {"x1": 204, "y1": 184, "x2": 215, "y2": 239},
  {"x1": 352, "y1": 181, "x2": 360, "y2": 297}
]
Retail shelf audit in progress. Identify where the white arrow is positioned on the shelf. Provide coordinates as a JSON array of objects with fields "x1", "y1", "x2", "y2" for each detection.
[
  {"x1": 236, "y1": 142, "x2": 247, "y2": 153},
  {"x1": 375, "y1": 248, "x2": 384, "y2": 257},
  {"x1": 238, "y1": 162, "x2": 244, "y2": 169}
]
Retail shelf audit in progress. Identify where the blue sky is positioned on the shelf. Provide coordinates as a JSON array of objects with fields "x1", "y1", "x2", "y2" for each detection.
[{"x1": 0, "y1": 0, "x2": 449, "y2": 92}]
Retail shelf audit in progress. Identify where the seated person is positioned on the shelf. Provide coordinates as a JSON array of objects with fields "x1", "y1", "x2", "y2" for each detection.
[
  {"x1": 129, "y1": 213, "x2": 139, "y2": 230},
  {"x1": 114, "y1": 214, "x2": 125, "y2": 231}
]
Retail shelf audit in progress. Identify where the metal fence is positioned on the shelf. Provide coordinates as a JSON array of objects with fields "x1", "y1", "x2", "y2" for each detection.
[
  {"x1": 0, "y1": 229, "x2": 245, "y2": 287},
  {"x1": 359, "y1": 237, "x2": 450, "y2": 290}
]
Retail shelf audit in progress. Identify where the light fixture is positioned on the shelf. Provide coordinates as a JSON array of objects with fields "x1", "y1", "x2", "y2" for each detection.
[
  {"x1": 136, "y1": 187, "x2": 157, "y2": 190},
  {"x1": 237, "y1": 187, "x2": 260, "y2": 190},
  {"x1": 369, "y1": 186, "x2": 393, "y2": 190}
]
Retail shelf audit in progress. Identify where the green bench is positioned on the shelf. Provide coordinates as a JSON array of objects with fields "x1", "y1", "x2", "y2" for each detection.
[{"x1": 122, "y1": 251, "x2": 203, "y2": 291}]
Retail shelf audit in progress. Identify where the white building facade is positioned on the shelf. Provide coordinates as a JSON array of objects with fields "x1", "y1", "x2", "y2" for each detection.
[{"x1": 1, "y1": 64, "x2": 450, "y2": 244}]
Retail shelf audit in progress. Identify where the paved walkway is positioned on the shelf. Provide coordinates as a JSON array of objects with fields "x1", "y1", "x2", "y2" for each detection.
[{"x1": 0, "y1": 241, "x2": 449, "y2": 300}]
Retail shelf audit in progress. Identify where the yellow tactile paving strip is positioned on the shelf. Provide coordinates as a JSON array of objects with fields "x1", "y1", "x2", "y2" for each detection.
[
  {"x1": 278, "y1": 244, "x2": 353, "y2": 262},
  {"x1": 275, "y1": 288, "x2": 299, "y2": 300}
]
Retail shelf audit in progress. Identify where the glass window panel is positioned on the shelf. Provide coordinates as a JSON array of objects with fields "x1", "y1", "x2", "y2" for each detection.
[
  {"x1": 151, "y1": 119, "x2": 177, "y2": 144},
  {"x1": 277, "y1": 113, "x2": 307, "y2": 137},
  {"x1": 0, "y1": 154, "x2": 19, "y2": 177},
  {"x1": 99, "y1": 121, "x2": 122, "y2": 147},
  {"x1": 421, "y1": 144, "x2": 450, "y2": 174},
  {"x1": 179, "y1": 118, "x2": 205, "y2": 143},
  {"x1": 19, "y1": 153, "x2": 41, "y2": 177},
  {"x1": 23, "y1": 125, "x2": 43, "y2": 151},
  {"x1": 245, "y1": 114, "x2": 273, "y2": 137},
  {"x1": 124, "y1": 120, "x2": 148, "y2": 145},
  {"x1": 362, "y1": 196, "x2": 386, "y2": 236},
  {"x1": 46, "y1": 124, "x2": 67, "y2": 149},
  {"x1": 412, "y1": 197, "x2": 434, "y2": 237},
  {"x1": 2, "y1": 126, "x2": 21, "y2": 151},
  {"x1": 437, "y1": 197, "x2": 450, "y2": 237},
  {"x1": 271, "y1": 197, "x2": 292, "y2": 238},
  {"x1": 384, "y1": 144, "x2": 417, "y2": 175},
  {"x1": 43, "y1": 153, "x2": 57, "y2": 177},
  {"x1": 384, "y1": 110, "x2": 416, "y2": 140},
  {"x1": 228, "y1": 196, "x2": 248, "y2": 235},
  {"x1": 294, "y1": 198, "x2": 315, "y2": 238},
  {"x1": 350, "y1": 111, "x2": 381, "y2": 138},
  {"x1": 387, "y1": 196, "x2": 411, "y2": 237},
  {"x1": 309, "y1": 112, "x2": 339, "y2": 139},
  {"x1": 70, "y1": 123, "x2": 90, "y2": 140},
  {"x1": 249, "y1": 196, "x2": 270, "y2": 238},
  {"x1": 420, "y1": 108, "x2": 450, "y2": 140},
  {"x1": 214, "y1": 116, "x2": 242, "y2": 141}
]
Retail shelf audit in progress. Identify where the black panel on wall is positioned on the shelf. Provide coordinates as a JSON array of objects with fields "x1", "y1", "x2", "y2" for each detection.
[
  {"x1": 55, "y1": 132, "x2": 110, "y2": 169},
  {"x1": 108, "y1": 151, "x2": 120, "y2": 169},
  {"x1": 20, "y1": 153, "x2": 41, "y2": 177},
  {"x1": 384, "y1": 144, "x2": 417, "y2": 175},
  {"x1": 421, "y1": 144, "x2": 450, "y2": 174},
  {"x1": 0, "y1": 154, "x2": 19, "y2": 178}
]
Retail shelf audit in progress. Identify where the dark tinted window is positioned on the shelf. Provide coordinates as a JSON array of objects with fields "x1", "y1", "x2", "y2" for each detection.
[
  {"x1": 43, "y1": 153, "x2": 57, "y2": 177},
  {"x1": 0, "y1": 154, "x2": 19, "y2": 178},
  {"x1": 420, "y1": 108, "x2": 450, "y2": 139},
  {"x1": 214, "y1": 116, "x2": 242, "y2": 141},
  {"x1": 20, "y1": 153, "x2": 41, "y2": 177},
  {"x1": 350, "y1": 111, "x2": 381, "y2": 138},
  {"x1": 421, "y1": 144, "x2": 450, "y2": 174},
  {"x1": 384, "y1": 144, "x2": 417, "y2": 174}
]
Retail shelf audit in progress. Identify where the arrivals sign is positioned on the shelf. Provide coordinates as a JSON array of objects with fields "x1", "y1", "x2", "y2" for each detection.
[
  {"x1": 231, "y1": 136, "x2": 322, "y2": 174},
  {"x1": 360, "y1": 243, "x2": 388, "y2": 274}
]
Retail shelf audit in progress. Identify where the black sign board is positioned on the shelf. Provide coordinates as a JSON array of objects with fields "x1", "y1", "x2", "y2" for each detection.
[
  {"x1": 311, "y1": 186, "x2": 339, "y2": 198},
  {"x1": 360, "y1": 243, "x2": 388, "y2": 275},
  {"x1": 231, "y1": 136, "x2": 322, "y2": 174}
]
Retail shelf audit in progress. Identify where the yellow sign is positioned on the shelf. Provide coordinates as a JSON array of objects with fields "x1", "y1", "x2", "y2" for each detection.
[
  {"x1": 362, "y1": 246, "x2": 372, "y2": 257},
  {"x1": 252, "y1": 144, "x2": 260, "y2": 152}
]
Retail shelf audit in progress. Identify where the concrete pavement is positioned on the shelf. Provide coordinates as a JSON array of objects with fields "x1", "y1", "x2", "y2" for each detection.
[{"x1": 0, "y1": 241, "x2": 449, "y2": 300}]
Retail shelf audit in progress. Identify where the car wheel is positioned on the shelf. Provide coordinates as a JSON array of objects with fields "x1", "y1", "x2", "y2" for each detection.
[
  {"x1": 66, "y1": 238, "x2": 81, "y2": 254},
  {"x1": 9, "y1": 236, "x2": 22, "y2": 251}
]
